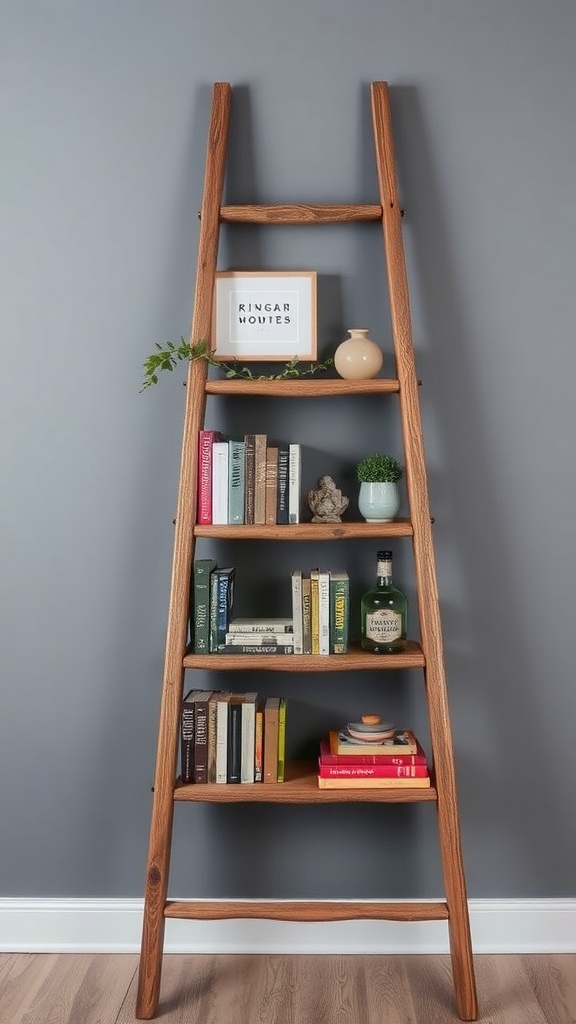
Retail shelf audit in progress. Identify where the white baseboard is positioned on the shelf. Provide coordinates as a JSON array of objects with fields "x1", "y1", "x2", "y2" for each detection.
[{"x1": 1, "y1": 898, "x2": 575, "y2": 954}]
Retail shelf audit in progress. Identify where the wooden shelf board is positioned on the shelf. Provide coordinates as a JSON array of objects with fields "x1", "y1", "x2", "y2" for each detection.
[
  {"x1": 174, "y1": 761, "x2": 436, "y2": 803},
  {"x1": 164, "y1": 898, "x2": 449, "y2": 922},
  {"x1": 203, "y1": 378, "x2": 400, "y2": 397},
  {"x1": 183, "y1": 641, "x2": 425, "y2": 672},
  {"x1": 194, "y1": 519, "x2": 413, "y2": 541}
]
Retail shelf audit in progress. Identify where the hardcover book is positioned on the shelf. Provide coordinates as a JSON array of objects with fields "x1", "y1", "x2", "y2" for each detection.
[
  {"x1": 214, "y1": 567, "x2": 236, "y2": 651},
  {"x1": 207, "y1": 690, "x2": 222, "y2": 783},
  {"x1": 318, "y1": 569, "x2": 330, "y2": 655},
  {"x1": 227, "y1": 617, "x2": 293, "y2": 633},
  {"x1": 227, "y1": 695, "x2": 243, "y2": 783},
  {"x1": 227, "y1": 440, "x2": 245, "y2": 525},
  {"x1": 319, "y1": 738, "x2": 427, "y2": 767},
  {"x1": 244, "y1": 433, "x2": 256, "y2": 525},
  {"x1": 291, "y1": 569, "x2": 303, "y2": 655},
  {"x1": 254, "y1": 704, "x2": 264, "y2": 782},
  {"x1": 222, "y1": 643, "x2": 295, "y2": 654},
  {"x1": 276, "y1": 446, "x2": 289, "y2": 524},
  {"x1": 263, "y1": 697, "x2": 280, "y2": 783},
  {"x1": 193, "y1": 558, "x2": 217, "y2": 654},
  {"x1": 193, "y1": 690, "x2": 214, "y2": 783},
  {"x1": 265, "y1": 446, "x2": 279, "y2": 525},
  {"x1": 211, "y1": 440, "x2": 229, "y2": 525},
  {"x1": 253, "y1": 433, "x2": 268, "y2": 525},
  {"x1": 317, "y1": 774, "x2": 431, "y2": 789},
  {"x1": 318, "y1": 760, "x2": 429, "y2": 779},
  {"x1": 301, "y1": 574, "x2": 312, "y2": 655},
  {"x1": 240, "y1": 691, "x2": 259, "y2": 784},
  {"x1": 215, "y1": 692, "x2": 232, "y2": 783},
  {"x1": 197, "y1": 430, "x2": 222, "y2": 525},
  {"x1": 288, "y1": 443, "x2": 301, "y2": 524},
  {"x1": 310, "y1": 568, "x2": 320, "y2": 655},
  {"x1": 329, "y1": 570, "x2": 349, "y2": 654},
  {"x1": 180, "y1": 689, "x2": 198, "y2": 784},
  {"x1": 329, "y1": 729, "x2": 419, "y2": 757},
  {"x1": 277, "y1": 697, "x2": 287, "y2": 782},
  {"x1": 224, "y1": 632, "x2": 295, "y2": 645}
]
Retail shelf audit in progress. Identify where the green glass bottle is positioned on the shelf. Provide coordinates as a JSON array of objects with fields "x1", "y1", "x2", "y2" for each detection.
[{"x1": 361, "y1": 550, "x2": 407, "y2": 653}]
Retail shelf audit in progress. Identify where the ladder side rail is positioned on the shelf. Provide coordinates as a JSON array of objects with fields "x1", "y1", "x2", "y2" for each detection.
[
  {"x1": 136, "y1": 81, "x2": 232, "y2": 1021},
  {"x1": 370, "y1": 81, "x2": 478, "y2": 1022}
]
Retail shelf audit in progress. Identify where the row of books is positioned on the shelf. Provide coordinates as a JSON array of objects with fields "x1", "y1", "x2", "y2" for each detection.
[
  {"x1": 190, "y1": 557, "x2": 351, "y2": 655},
  {"x1": 317, "y1": 730, "x2": 431, "y2": 789},
  {"x1": 291, "y1": 568, "x2": 349, "y2": 655},
  {"x1": 197, "y1": 430, "x2": 301, "y2": 526},
  {"x1": 180, "y1": 690, "x2": 287, "y2": 784}
]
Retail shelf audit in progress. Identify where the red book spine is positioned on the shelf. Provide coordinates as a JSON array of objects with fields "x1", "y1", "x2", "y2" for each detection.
[
  {"x1": 197, "y1": 430, "x2": 221, "y2": 524},
  {"x1": 319, "y1": 740, "x2": 427, "y2": 767},
  {"x1": 318, "y1": 760, "x2": 429, "y2": 779}
]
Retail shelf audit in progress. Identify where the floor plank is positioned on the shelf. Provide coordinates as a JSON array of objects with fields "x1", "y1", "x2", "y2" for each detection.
[{"x1": 1, "y1": 953, "x2": 576, "y2": 1024}]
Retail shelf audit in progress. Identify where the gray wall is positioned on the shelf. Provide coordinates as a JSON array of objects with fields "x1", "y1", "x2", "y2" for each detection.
[{"x1": 2, "y1": 0, "x2": 575, "y2": 902}]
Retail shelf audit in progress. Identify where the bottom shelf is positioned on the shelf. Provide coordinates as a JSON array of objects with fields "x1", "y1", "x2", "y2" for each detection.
[{"x1": 174, "y1": 761, "x2": 437, "y2": 803}]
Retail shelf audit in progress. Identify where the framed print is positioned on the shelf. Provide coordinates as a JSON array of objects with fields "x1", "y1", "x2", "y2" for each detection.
[{"x1": 212, "y1": 270, "x2": 317, "y2": 361}]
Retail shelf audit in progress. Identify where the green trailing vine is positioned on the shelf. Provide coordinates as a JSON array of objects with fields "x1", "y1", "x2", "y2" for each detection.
[{"x1": 140, "y1": 338, "x2": 333, "y2": 391}]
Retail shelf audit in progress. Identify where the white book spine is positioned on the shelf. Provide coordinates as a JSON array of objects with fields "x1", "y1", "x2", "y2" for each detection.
[
  {"x1": 215, "y1": 698, "x2": 229, "y2": 783},
  {"x1": 291, "y1": 569, "x2": 303, "y2": 655},
  {"x1": 224, "y1": 632, "x2": 295, "y2": 646},
  {"x1": 288, "y1": 443, "x2": 301, "y2": 523},
  {"x1": 318, "y1": 570, "x2": 331, "y2": 655},
  {"x1": 211, "y1": 441, "x2": 229, "y2": 524},
  {"x1": 240, "y1": 694, "x2": 258, "y2": 783}
]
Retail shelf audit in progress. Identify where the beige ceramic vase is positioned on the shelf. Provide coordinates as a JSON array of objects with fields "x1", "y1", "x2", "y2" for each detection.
[{"x1": 334, "y1": 328, "x2": 383, "y2": 380}]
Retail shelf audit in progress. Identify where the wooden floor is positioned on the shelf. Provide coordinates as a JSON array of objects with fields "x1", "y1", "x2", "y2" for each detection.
[{"x1": 1, "y1": 952, "x2": 575, "y2": 1023}]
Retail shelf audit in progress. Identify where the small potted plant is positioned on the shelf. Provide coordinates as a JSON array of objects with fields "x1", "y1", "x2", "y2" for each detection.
[{"x1": 356, "y1": 453, "x2": 403, "y2": 522}]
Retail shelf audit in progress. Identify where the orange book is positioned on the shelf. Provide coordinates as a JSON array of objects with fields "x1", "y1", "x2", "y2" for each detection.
[{"x1": 263, "y1": 697, "x2": 280, "y2": 783}]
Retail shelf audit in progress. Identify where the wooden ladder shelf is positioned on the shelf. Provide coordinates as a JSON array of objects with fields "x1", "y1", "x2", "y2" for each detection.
[{"x1": 136, "y1": 81, "x2": 478, "y2": 1021}]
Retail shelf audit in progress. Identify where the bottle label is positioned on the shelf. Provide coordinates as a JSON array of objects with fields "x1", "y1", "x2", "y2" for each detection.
[{"x1": 365, "y1": 609, "x2": 402, "y2": 642}]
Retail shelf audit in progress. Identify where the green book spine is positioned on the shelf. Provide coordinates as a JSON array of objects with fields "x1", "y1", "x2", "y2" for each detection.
[
  {"x1": 301, "y1": 574, "x2": 312, "y2": 655},
  {"x1": 329, "y1": 571, "x2": 350, "y2": 654},
  {"x1": 193, "y1": 558, "x2": 217, "y2": 654},
  {"x1": 277, "y1": 697, "x2": 287, "y2": 782}
]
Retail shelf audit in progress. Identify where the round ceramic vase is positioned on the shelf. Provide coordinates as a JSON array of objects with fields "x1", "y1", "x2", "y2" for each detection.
[
  {"x1": 334, "y1": 328, "x2": 383, "y2": 380},
  {"x1": 358, "y1": 481, "x2": 400, "y2": 522}
]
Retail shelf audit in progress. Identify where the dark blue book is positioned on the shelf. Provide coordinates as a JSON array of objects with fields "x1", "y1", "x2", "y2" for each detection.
[
  {"x1": 227, "y1": 695, "x2": 243, "y2": 783},
  {"x1": 210, "y1": 567, "x2": 236, "y2": 652}
]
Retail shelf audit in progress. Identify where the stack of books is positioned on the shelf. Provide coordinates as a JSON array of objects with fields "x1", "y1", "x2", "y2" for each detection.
[
  {"x1": 221, "y1": 617, "x2": 294, "y2": 655},
  {"x1": 317, "y1": 729, "x2": 430, "y2": 789},
  {"x1": 180, "y1": 690, "x2": 287, "y2": 784},
  {"x1": 291, "y1": 568, "x2": 349, "y2": 654},
  {"x1": 197, "y1": 429, "x2": 301, "y2": 526}
]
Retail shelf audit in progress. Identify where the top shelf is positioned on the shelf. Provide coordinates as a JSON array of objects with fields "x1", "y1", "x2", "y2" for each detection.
[{"x1": 204, "y1": 378, "x2": 401, "y2": 397}]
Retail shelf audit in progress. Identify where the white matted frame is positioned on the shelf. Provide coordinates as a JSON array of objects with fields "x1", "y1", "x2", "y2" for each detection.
[{"x1": 212, "y1": 270, "x2": 317, "y2": 361}]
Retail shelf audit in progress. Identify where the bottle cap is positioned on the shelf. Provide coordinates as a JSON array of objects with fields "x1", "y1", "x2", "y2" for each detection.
[{"x1": 377, "y1": 550, "x2": 392, "y2": 559}]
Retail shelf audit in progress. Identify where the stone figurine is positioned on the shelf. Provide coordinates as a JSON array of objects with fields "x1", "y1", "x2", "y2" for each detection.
[{"x1": 306, "y1": 475, "x2": 349, "y2": 523}]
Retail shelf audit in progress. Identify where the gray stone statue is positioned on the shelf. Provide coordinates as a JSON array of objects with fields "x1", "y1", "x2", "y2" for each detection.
[{"x1": 306, "y1": 475, "x2": 349, "y2": 523}]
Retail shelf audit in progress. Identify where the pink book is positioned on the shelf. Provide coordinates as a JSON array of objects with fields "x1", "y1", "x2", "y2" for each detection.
[{"x1": 197, "y1": 430, "x2": 222, "y2": 524}]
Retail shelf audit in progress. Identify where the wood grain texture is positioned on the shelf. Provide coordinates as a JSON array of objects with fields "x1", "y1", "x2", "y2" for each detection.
[
  {"x1": 194, "y1": 519, "x2": 414, "y2": 540},
  {"x1": 182, "y1": 642, "x2": 425, "y2": 673},
  {"x1": 371, "y1": 80, "x2": 477, "y2": 1021},
  {"x1": 219, "y1": 203, "x2": 382, "y2": 223},
  {"x1": 137, "y1": 80, "x2": 477, "y2": 1021},
  {"x1": 2, "y1": 954, "x2": 575, "y2": 1024}
]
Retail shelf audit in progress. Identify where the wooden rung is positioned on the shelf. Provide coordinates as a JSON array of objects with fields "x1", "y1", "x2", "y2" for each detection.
[
  {"x1": 165, "y1": 899, "x2": 449, "y2": 922},
  {"x1": 219, "y1": 203, "x2": 382, "y2": 224}
]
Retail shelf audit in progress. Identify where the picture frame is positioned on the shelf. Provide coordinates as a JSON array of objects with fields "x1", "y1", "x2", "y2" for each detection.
[{"x1": 212, "y1": 270, "x2": 317, "y2": 361}]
